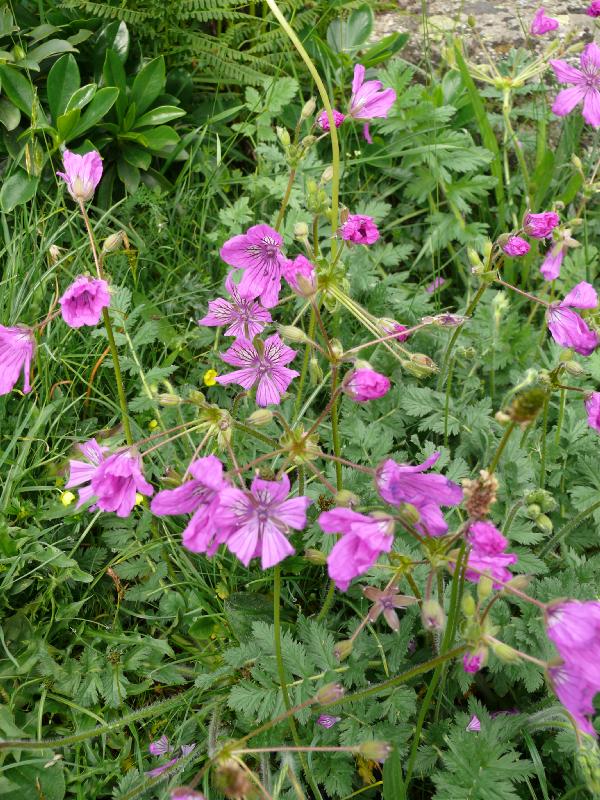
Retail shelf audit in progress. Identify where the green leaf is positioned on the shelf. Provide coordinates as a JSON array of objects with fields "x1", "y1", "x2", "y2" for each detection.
[
  {"x1": 137, "y1": 125, "x2": 179, "y2": 151},
  {"x1": 56, "y1": 108, "x2": 81, "y2": 142},
  {"x1": 383, "y1": 749, "x2": 406, "y2": 800},
  {"x1": 65, "y1": 84, "x2": 96, "y2": 113},
  {"x1": 47, "y1": 53, "x2": 80, "y2": 120},
  {"x1": 0, "y1": 171, "x2": 39, "y2": 212},
  {"x1": 102, "y1": 48, "x2": 127, "y2": 119},
  {"x1": 361, "y1": 31, "x2": 409, "y2": 68},
  {"x1": 71, "y1": 87, "x2": 119, "y2": 138},
  {"x1": 122, "y1": 142, "x2": 151, "y2": 170},
  {"x1": 2, "y1": 763, "x2": 65, "y2": 800},
  {"x1": 134, "y1": 105, "x2": 185, "y2": 128},
  {"x1": 327, "y1": 4, "x2": 374, "y2": 52},
  {"x1": 0, "y1": 98, "x2": 20, "y2": 130},
  {"x1": 117, "y1": 158, "x2": 140, "y2": 194},
  {"x1": 28, "y1": 38, "x2": 77, "y2": 64},
  {"x1": 0, "y1": 64, "x2": 34, "y2": 115},
  {"x1": 131, "y1": 56, "x2": 165, "y2": 116}
]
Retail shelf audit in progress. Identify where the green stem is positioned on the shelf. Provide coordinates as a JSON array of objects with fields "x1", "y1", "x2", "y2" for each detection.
[
  {"x1": 316, "y1": 581, "x2": 336, "y2": 622},
  {"x1": 265, "y1": 0, "x2": 339, "y2": 247},
  {"x1": 275, "y1": 168, "x2": 297, "y2": 232},
  {"x1": 488, "y1": 420, "x2": 516, "y2": 474},
  {"x1": 102, "y1": 307, "x2": 133, "y2": 446},
  {"x1": 539, "y1": 394, "x2": 549, "y2": 489},
  {"x1": 330, "y1": 367, "x2": 343, "y2": 491},
  {"x1": 539, "y1": 499, "x2": 600, "y2": 557},
  {"x1": 554, "y1": 388, "x2": 565, "y2": 446},
  {"x1": 443, "y1": 355, "x2": 455, "y2": 448},
  {"x1": 437, "y1": 283, "x2": 487, "y2": 390},
  {"x1": 294, "y1": 308, "x2": 316, "y2": 417}
]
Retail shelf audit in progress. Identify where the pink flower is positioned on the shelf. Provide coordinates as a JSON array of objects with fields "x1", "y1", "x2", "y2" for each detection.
[
  {"x1": 171, "y1": 790, "x2": 206, "y2": 800},
  {"x1": 375, "y1": 452, "x2": 463, "y2": 537},
  {"x1": 362, "y1": 123, "x2": 373, "y2": 144},
  {"x1": 348, "y1": 64, "x2": 396, "y2": 120},
  {"x1": 149, "y1": 735, "x2": 173, "y2": 756},
  {"x1": 219, "y1": 224, "x2": 286, "y2": 308},
  {"x1": 588, "y1": 0, "x2": 600, "y2": 16},
  {"x1": 198, "y1": 273, "x2": 271, "y2": 340},
  {"x1": 463, "y1": 651, "x2": 484, "y2": 673},
  {"x1": 343, "y1": 367, "x2": 391, "y2": 403},
  {"x1": 217, "y1": 334, "x2": 299, "y2": 406},
  {"x1": 151, "y1": 456, "x2": 231, "y2": 555},
  {"x1": 146, "y1": 758, "x2": 179, "y2": 778},
  {"x1": 502, "y1": 236, "x2": 530, "y2": 256},
  {"x1": 464, "y1": 522, "x2": 517, "y2": 587},
  {"x1": 547, "y1": 281, "x2": 599, "y2": 356},
  {"x1": 548, "y1": 665, "x2": 598, "y2": 735},
  {"x1": 524, "y1": 211, "x2": 560, "y2": 239},
  {"x1": 57, "y1": 149, "x2": 103, "y2": 203},
  {"x1": 65, "y1": 438, "x2": 109, "y2": 509},
  {"x1": 218, "y1": 473, "x2": 311, "y2": 569},
  {"x1": 317, "y1": 715, "x2": 341, "y2": 729},
  {"x1": 319, "y1": 508, "x2": 394, "y2": 591},
  {"x1": 550, "y1": 43, "x2": 600, "y2": 128},
  {"x1": 467, "y1": 520, "x2": 509, "y2": 555},
  {"x1": 363, "y1": 584, "x2": 418, "y2": 631},
  {"x1": 0, "y1": 325, "x2": 35, "y2": 395},
  {"x1": 91, "y1": 450, "x2": 153, "y2": 517},
  {"x1": 340, "y1": 214, "x2": 379, "y2": 245},
  {"x1": 546, "y1": 601, "x2": 600, "y2": 685},
  {"x1": 59, "y1": 275, "x2": 110, "y2": 328},
  {"x1": 282, "y1": 254, "x2": 317, "y2": 294},
  {"x1": 585, "y1": 392, "x2": 600, "y2": 433},
  {"x1": 540, "y1": 243, "x2": 564, "y2": 280},
  {"x1": 317, "y1": 109, "x2": 345, "y2": 131},
  {"x1": 466, "y1": 714, "x2": 481, "y2": 732},
  {"x1": 530, "y1": 7, "x2": 559, "y2": 34},
  {"x1": 426, "y1": 276, "x2": 446, "y2": 293},
  {"x1": 380, "y1": 319, "x2": 410, "y2": 342},
  {"x1": 146, "y1": 739, "x2": 196, "y2": 779}
]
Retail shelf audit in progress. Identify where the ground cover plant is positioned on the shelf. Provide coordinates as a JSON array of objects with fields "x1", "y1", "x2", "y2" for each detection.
[{"x1": 2, "y1": 1, "x2": 600, "y2": 799}]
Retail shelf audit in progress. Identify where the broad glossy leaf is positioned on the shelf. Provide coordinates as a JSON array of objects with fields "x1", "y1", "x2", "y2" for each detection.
[
  {"x1": 57, "y1": 108, "x2": 81, "y2": 142},
  {"x1": 117, "y1": 158, "x2": 140, "y2": 194},
  {"x1": 71, "y1": 87, "x2": 119, "y2": 138},
  {"x1": 134, "y1": 105, "x2": 185, "y2": 128},
  {"x1": 0, "y1": 98, "x2": 20, "y2": 130},
  {"x1": 102, "y1": 48, "x2": 127, "y2": 120},
  {"x1": 65, "y1": 83, "x2": 96, "y2": 113},
  {"x1": 47, "y1": 54, "x2": 80, "y2": 120},
  {"x1": 137, "y1": 125, "x2": 179, "y2": 151},
  {"x1": 122, "y1": 142, "x2": 151, "y2": 169},
  {"x1": 361, "y1": 31, "x2": 409, "y2": 67},
  {"x1": 0, "y1": 64, "x2": 34, "y2": 115},
  {"x1": 327, "y1": 3, "x2": 373, "y2": 53},
  {"x1": 131, "y1": 56, "x2": 165, "y2": 116},
  {"x1": 28, "y1": 39, "x2": 77, "y2": 63},
  {"x1": 0, "y1": 171, "x2": 39, "y2": 212}
]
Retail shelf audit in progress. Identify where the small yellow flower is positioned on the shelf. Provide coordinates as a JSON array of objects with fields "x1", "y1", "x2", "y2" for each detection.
[
  {"x1": 60, "y1": 491, "x2": 76, "y2": 507},
  {"x1": 148, "y1": 419, "x2": 158, "y2": 430},
  {"x1": 134, "y1": 493, "x2": 145, "y2": 506},
  {"x1": 203, "y1": 369, "x2": 218, "y2": 387}
]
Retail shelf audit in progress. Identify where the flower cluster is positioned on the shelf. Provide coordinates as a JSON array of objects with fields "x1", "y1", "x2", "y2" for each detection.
[{"x1": 464, "y1": 520, "x2": 517, "y2": 587}]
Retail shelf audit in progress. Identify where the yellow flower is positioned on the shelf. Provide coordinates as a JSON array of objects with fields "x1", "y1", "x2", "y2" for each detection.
[
  {"x1": 203, "y1": 369, "x2": 218, "y2": 387},
  {"x1": 148, "y1": 419, "x2": 158, "y2": 430},
  {"x1": 135, "y1": 493, "x2": 145, "y2": 506},
  {"x1": 60, "y1": 491, "x2": 76, "y2": 507}
]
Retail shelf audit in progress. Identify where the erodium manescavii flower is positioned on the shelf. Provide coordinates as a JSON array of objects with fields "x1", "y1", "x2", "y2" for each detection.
[
  {"x1": 317, "y1": 109, "x2": 345, "y2": 131},
  {"x1": 57, "y1": 149, "x2": 103, "y2": 203},
  {"x1": 546, "y1": 601, "x2": 600, "y2": 685},
  {"x1": 319, "y1": 508, "x2": 395, "y2": 591},
  {"x1": 0, "y1": 325, "x2": 35, "y2": 395},
  {"x1": 466, "y1": 714, "x2": 481, "y2": 732},
  {"x1": 218, "y1": 473, "x2": 311, "y2": 569},
  {"x1": 540, "y1": 228, "x2": 579, "y2": 281},
  {"x1": 59, "y1": 275, "x2": 111, "y2": 328},
  {"x1": 348, "y1": 64, "x2": 397, "y2": 120},
  {"x1": 546, "y1": 281, "x2": 599, "y2": 356},
  {"x1": 219, "y1": 224, "x2": 286, "y2": 308},
  {"x1": 530, "y1": 7, "x2": 559, "y2": 34},
  {"x1": 198, "y1": 273, "x2": 272, "y2": 340},
  {"x1": 91, "y1": 450, "x2": 153, "y2": 517},
  {"x1": 463, "y1": 648, "x2": 487, "y2": 674},
  {"x1": 550, "y1": 43, "x2": 600, "y2": 128},
  {"x1": 342, "y1": 367, "x2": 391, "y2": 403},
  {"x1": 340, "y1": 214, "x2": 379, "y2": 245},
  {"x1": 282, "y1": 254, "x2": 317, "y2": 295},
  {"x1": 523, "y1": 211, "x2": 560, "y2": 239},
  {"x1": 588, "y1": 0, "x2": 600, "y2": 16},
  {"x1": 502, "y1": 236, "x2": 530, "y2": 256},
  {"x1": 317, "y1": 714, "x2": 341, "y2": 729},
  {"x1": 363, "y1": 584, "x2": 418, "y2": 631},
  {"x1": 375, "y1": 452, "x2": 463, "y2": 537},
  {"x1": 548, "y1": 665, "x2": 598, "y2": 735},
  {"x1": 426, "y1": 276, "x2": 446, "y2": 293},
  {"x1": 149, "y1": 735, "x2": 173, "y2": 756},
  {"x1": 65, "y1": 438, "x2": 109, "y2": 509},
  {"x1": 217, "y1": 334, "x2": 299, "y2": 406},
  {"x1": 464, "y1": 520, "x2": 517, "y2": 587},
  {"x1": 151, "y1": 455, "x2": 231, "y2": 554},
  {"x1": 585, "y1": 392, "x2": 600, "y2": 433}
]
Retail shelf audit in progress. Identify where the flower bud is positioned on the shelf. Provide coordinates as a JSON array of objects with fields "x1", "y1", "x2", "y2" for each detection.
[
  {"x1": 563, "y1": 360, "x2": 586, "y2": 377},
  {"x1": 421, "y1": 599, "x2": 446, "y2": 632},
  {"x1": 399, "y1": 502, "x2": 421, "y2": 526},
  {"x1": 534, "y1": 513, "x2": 553, "y2": 534},
  {"x1": 356, "y1": 741, "x2": 392, "y2": 762},
  {"x1": 309, "y1": 356, "x2": 324, "y2": 385},
  {"x1": 300, "y1": 97, "x2": 317, "y2": 121},
  {"x1": 277, "y1": 126, "x2": 291, "y2": 147},
  {"x1": 305, "y1": 548, "x2": 327, "y2": 565},
  {"x1": 330, "y1": 339, "x2": 344, "y2": 361},
  {"x1": 461, "y1": 593, "x2": 476, "y2": 617},
  {"x1": 188, "y1": 390, "x2": 206, "y2": 406},
  {"x1": 401, "y1": 354, "x2": 438, "y2": 378},
  {"x1": 320, "y1": 166, "x2": 334, "y2": 184},
  {"x1": 157, "y1": 393, "x2": 182, "y2": 406},
  {"x1": 334, "y1": 639, "x2": 354, "y2": 661},
  {"x1": 489, "y1": 639, "x2": 521, "y2": 663},
  {"x1": 294, "y1": 221, "x2": 309, "y2": 239},
  {"x1": 278, "y1": 325, "x2": 310, "y2": 344},
  {"x1": 576, "y1": 735, "x2": 600, "y2": 795},
  {"x1": 334, "y1": 489, "x2": 359, "y2": 507},
  {"x1": 505, "y1": 574, "x2": 531, "y2": 591},
  {"x1": 60, "y1": 490, "x2": 76, "y2": 507},
  {"x1": 571, "y1": 153, "x2": 584, "y2": 174},
  {"x1": 315, "y1": 682, "x2": 345, "y2": 705},
  {"x1": 246, "y1": 408, "x2": 273, "y2": 427},
  {"x1": 102, "y1": 231, "x2": 127, "y2": 253},
  {"x1": 477, "y1": 575, "x2": 493, "y2": 602},
  {"x1": 48, "y1": 244, "x2": 62, "y2": 263},
  {"x1": 526, "y1": 503, "x2": 542, "y2": 519},
  {"x1": 467, "y1": 248, "x2": 483, "y2": 268}
]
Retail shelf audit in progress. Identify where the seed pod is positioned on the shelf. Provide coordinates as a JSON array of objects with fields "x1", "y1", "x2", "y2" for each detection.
[
  {"x1": 246, "y1": 409, "x2": 273, "y2": 427},
  {"x1": 333, "y1": 639, "x2": 353, "y2": 662}
]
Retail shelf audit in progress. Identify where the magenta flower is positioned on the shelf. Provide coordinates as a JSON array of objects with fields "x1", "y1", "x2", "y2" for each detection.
[
  {"x1": 343, "y1": 367, "x2": 391, "y2": 403},
  {"x1": 530, "y1": 7, "x2": 558, "y2": 34},
  {"x1": 348, "y1": 64, "x2": 396, "y2": 120},
  {"x1": 319, "y1": 508, "x2": 394, "y2": 591},
  {"x1": 502, "y1": 236, "x2": 530, "y2": 256},
  {"x1": 340, "y1": 214, "x2": 379, "y2": 245},
  {"x1": 218, "y1": 473, "x2": 311, "y2": 569},
  {"x1": 585, "y1": 392, "x2": 600, "y2": 433},
  {"x1": 317, "y1": 714, "x2": 341, "y2": 729},
  {"x1": 59, "y1": 275, "x2": 110, "y2": 328},
  {"x1": 57, "y1": 149, "x2": 103, "y2": 203},
  {"x1": 463, "y1": 651, "x2": 484, "y2": 674},
  {"x1": 362, "y1": 123, "x2": 373, "y2": 144},
  {"x1": 524, "y1": 211, "x2": 560, "y2": 239},
  {"x1": 149, "y1": 735, "x2": 173, "y2": 756},
  {"x1": 151, "y1": 456, "x2": 231, "y2": 555},
  {"x1": 466, "y1": 714, "x2": 481, "y2": 732},
  {"x1": 547, "y1": 281, "x2": 599, "y2": 356},
  {"x1": 465, "y1": 521, "x2": 517, "y2": 587},
  {"x1": 363, "y1": 584, "x2": 417, "y2": 631},
  {"x1": 546, "y1": 600, "x2": 600, "y2": 685},
  {"x1": 375, "y1": 452, "x2": 463, "y2": 537},
  {"x1": 65, "y1": 438, "x2": 109, "y2": 509},
  {"x1": 426, "y1": 276, "x2": 446, "y2": 293},
  {"x1": 282, "y1": 254, "x2": 317, "y2": 294},
  {"x1": 0, "y1": 325, "x2": 35, "y2": 395},
  {"x1": 380, "y1": 319, "x2": 410, "y2": 342},
  {"x1": 91, "y1": 449, "x2": 153, "y2": 517},
  {"x1": 219, "y1": 224, "x2": 286, "y2": 308},
  {"x1": 317, "y1": 109, "x2": 345, "y2": 131},
  {"x1": 550, "y1": 44, "x2": 600, "y2": 128},
  {"x1": 467, "y1": 520, "x2": 509, "y2": 555},
  {"x1": 170, "y1": 790, "x2": 206, "y2": 800},
  {"x1": 198, "y1": 273, "x2": 271, "y2": 340},
  {"x1": 548, "y1": 665, "x2": 598, "y2": 735},
  {"x1": 588, "y1": 0, "x2": 600, "y2": 16},
  {"x1": 217, "y1": 334, "x2": 299, "y2": 406},
  {"x1": 540, "y1": 243, "x2": 564, "y2": 280},
  {"x1": 146, "y1": 739, "x2": 196, "y2": 778}
]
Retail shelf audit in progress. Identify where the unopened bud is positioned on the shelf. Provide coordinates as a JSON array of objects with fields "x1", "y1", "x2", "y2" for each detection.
[
  {"x1": 309, "y1": 356, "x2": 324, "y2": 385},
  {"x1": 505, "y1": 574, "x2": 531, "y2": 592},
  {"x1": 305, "y1": 548, "x2": 327, "y2": 565},
  {"x1": 296, "y1": 273, "x2": 318, "y2": 296},
  {"x1": 399, "y1": 503, "x2": 421, "y2": 526},
  {"x1": 48, "y1": 244, "x2": 62, "y2": 263},
  {"x1": 467, "y1": 248, "x2": 483, "y2": 268},
  {"x1": 330, "y1": 339, "x2": 344, "y2": 361},
  {"x1": 467, "y1": 14, "x2": 476, "y2": 26},
  {"x1": 402, "y1": 354, "x2": 438, "y2": 378},
  {"x1": 333, "y1": 639, "x2": 353, "y2": 661},
  {"x1": 277, "y1": 126, "x2": 291, "y2": 147},
  {"x1": 477, "y1": 575, "x2": 493, "y2": 602},
  {"x1": 577, "y1": 735, "x2": 600, "y2": 795},
  {"x1": 563, "y1": 360, "x2": 586, "y2": 377},
  {"x1": 535, "y1": 513, "x2": 553, "y2": 534},
  {"x1": 320, "y1": 166, "x2": 334, "y2": 184},
  {"x1": 188, "y1": 390, "x2": 206, "y2": 406},
  {"x1": 300, "y1": 96, "x2": 317, "y2": 120},
  {"x1": 278, "y1": 325, "x2": 309, "y2": 344},
  {"x1": 157, "y1": 393, "x2": 182, "y2": 406},
  {"x1": 421, "y1": 599, "x2": 446, "y2": 632},
  {"x1": 461, "y1": 593, "x2": 476, "y2": 617},
  {"x1": 246, "y1": 408, "x2": 273, "y2": 427},
  {"x1": 334, "y1": 489, "x2": 359, "y2": 507},
  {"x1": 294, "y1": 221, "x2": 309, "y2": 239},
  {"x1": 571, "y1": 153, "x2": 584, "y2": 174},
  {"x1": 315, "y1": 682, "x2": 345, "y2": 705},
  {"x1": 103, "y1": 231, "x2": 127, "y2": 253},
  {"x1": 356, "y1": 741, "x2": 392, "y2": 762},
  {"x1": 489, "y1": 640, "x2": 521, "y2": 663},
  {"x1": 526, "y1": 503, "x2": 542, "y2": 519}
]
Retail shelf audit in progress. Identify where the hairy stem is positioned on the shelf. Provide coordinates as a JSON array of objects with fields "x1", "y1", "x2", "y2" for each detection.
[{"x1": 488, "y1": 420, "x2": 516, "y2": 474}]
